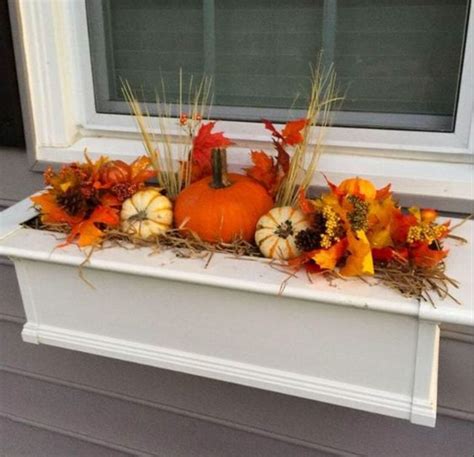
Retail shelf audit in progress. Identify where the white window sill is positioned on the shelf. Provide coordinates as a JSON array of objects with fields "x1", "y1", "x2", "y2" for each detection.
[{"x1": 1, "y1": 198, "x2": 473, "y2": 427}]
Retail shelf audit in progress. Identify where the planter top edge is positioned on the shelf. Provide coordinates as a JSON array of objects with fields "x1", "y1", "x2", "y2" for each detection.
[{"x1": 1, "y1": 199, "x2": 473, "y2": 327}]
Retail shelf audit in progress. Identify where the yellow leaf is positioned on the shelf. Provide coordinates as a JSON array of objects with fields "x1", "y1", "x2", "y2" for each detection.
[
  {"x1": 312, "y1": 239, "x2": 348, "y2": 270},
  {"x1": 368, "y1": 226, "x2": 392, "y2": 249},
  {"x1": 340, "y1": 230, "x2": 374, "y2": 276}
]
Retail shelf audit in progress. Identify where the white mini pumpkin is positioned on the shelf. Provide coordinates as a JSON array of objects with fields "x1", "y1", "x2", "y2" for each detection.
[
  {"x1": 255, "y1": 207, "x2": 310, "y2": 260},
  {"x1": 120, "y1": 188, "x2": 173, "y2": 240}
]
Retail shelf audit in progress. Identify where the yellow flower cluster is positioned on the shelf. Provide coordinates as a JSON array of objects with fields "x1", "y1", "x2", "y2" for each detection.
[
  {"x1": 407, "y1": 223, "x2": 446, "y2": 244},
  {"x1": 320, "y1": 206, "x2": 341, "y2": 249}
]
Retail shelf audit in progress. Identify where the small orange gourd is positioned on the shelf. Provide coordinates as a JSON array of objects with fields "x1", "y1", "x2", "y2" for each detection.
[
  {"x1": 100, "y1": 160, "x2": 131, "y2": 184},
  {"x1": 174, "y1": 149, "x2": 273, "y2": 243}
]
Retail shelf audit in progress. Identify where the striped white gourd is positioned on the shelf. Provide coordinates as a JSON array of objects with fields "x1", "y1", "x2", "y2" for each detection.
[
  {"x1": 255, "y1": 207, "x2": 310, "y2": 260},
  {"x1": 121, "y1": 188, "x2": 173, "y2": 240}
]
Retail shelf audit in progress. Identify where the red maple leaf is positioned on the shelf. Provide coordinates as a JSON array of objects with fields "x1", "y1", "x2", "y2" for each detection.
[
  {"x1": 262, "y1": 119, "x2": 284, "y2": 142},
  {"x1": 274, "y1": 141, "x2": 290, "y2": 174},
  {"x1": 297, "y1": 188, "x2": 315, "y2": 214},
  {"x1": 409, "y1": 242, "x2": 448, "y2": 268},
  {"x1": 391, "y1": 211, "x2": 418, "y2": 244},
  {"x1": 192, "y1": 122, "x2": 232, "y2": 168},
  {"x1": 372, "y1": 247, "x2": 409, "y2": 262}
]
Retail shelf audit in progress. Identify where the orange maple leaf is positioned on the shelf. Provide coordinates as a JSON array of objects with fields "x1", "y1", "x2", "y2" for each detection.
[
  {"x1": 31, "y1": 192, "x2": 83, "y2": 226},
  {"x1": 67, "y1": 205, "x2": 119, "y2": 247},
  {"x1": 287, "y1": 250, "x2": 321, "y2": 272},
  {"x1": 281, "y1": 118, "x2": 307, "y2": 145},
  {"x1": 244, "y1": 149, "x2": 290, "y2": 198},
  {"x1": 263, "y1": 118, "x2": 307, "y2": 146},
  {"x1": 312, "y1": 238, "x2": 348, "y2": 270},
  {"x1": 322, "y1": 174, "x2": 344, "y2": 197},
  {"x1": 245, "y1": 151, "x2": 276, "y2": 190},
  {"x1": 84, "y1": 153, "x2": 110, "y2": 184},
  {"x1": 375, "y1": 183, "x2": 392, "y2": 201},
  {"x1": 130, "y1": 156, "x2": 156, "y2": 184}
]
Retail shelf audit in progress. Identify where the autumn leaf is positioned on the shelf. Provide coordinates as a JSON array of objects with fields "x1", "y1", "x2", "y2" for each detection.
[
  {"x1": 368, "y1": 226, "x2": 392, "y2": 249},
  {"x1": 287, "y1": 250, "x2": 323, "y2": 274},
  {"x1": 31, "y1": 192, "x2": 83, "y2": 226},
  {"x1": 192, "y1": 122, "x2": 232, "y2": 168},
  {"x1": 244, "y1": 148, "x2": 290, "y2": 197},
  {"x1": 245, "y1": 151, "x2": 276, "y2": 190},
  {"x1": 100, "y1": 193, "x2": 122, "y2": 208},
  {"x1": 281, "y1": 118, "x2": 307, "y2": 145},
  {"x1": 372, "y1": 247, "x2": 395, "y2": 262},
  {"x1": 274, "y1": 141, "x2": 290, "y2": 174},
  {"x1": 67, "y1": 205, "x2": 119, "y2": 247},
  {"x1": 262, "y1": 119, "x2": 284, "y2": 142},
  {"x1": 409, "y1": 242, "x2": 448, "y2": 268},
  {"x1": 367, "y1": 198, "x2": 398, "y2": 247},
  {"x1": 84, "y1": 153, "x2": 110, "y2": 184},
  {"x1": 130, "y1": 156, "x2": 156, "y2": 184},
  {"x1": 263, "y1": 118, "x2": 307, "y2": 146},
  {"x1": 372, "y1": 247, "x2": 409, "y2": 263},
  {"x1": 322, "y1": 174, "x2": 344, "y2": 197},
  {"x1": 375, "y1": 183, "x2": 392, "y2": 201},
  {"x1": 297, "y1": 188, "x2": 315, "y2": 214},
  {"x1": 312, "y1": 238, "x2": 348, "y2": 270},
  {"x1": 390, "y1": 210, "x2": 418, "y2": 244},
  {"x1": 340, "y1": 230, "x2": 374, "y2": 276}
]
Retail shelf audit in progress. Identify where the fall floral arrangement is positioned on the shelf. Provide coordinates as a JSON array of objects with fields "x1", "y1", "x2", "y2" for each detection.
[{"x1": 30, "y1": 68, "x2": 463, "y2": 304}]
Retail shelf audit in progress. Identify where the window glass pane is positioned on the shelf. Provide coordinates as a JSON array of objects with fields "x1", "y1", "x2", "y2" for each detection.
[{"x1": 87, "y1": 0, "x2": 470, "y2": 131}]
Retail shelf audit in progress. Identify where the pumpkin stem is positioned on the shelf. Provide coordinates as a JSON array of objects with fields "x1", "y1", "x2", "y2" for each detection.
[{"x1": 210, "y1": 148, "x2": 231, "y2": 189}]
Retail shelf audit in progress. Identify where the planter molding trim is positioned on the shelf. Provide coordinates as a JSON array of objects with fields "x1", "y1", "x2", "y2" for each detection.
[{"x1": 1, "y1": 198, "x2": 473, "y2": 427}]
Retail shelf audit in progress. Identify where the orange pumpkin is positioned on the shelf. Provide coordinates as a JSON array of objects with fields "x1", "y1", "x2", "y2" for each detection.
[
  {"x1": 174, "y1": 149, "x2": 273, "y2": 243},
  {"x1": 100, "y1": 160, "x2": 131, "y2": 184},
  {"x1": 338, "y1": 177, "x2": 376, "y2": 201}
]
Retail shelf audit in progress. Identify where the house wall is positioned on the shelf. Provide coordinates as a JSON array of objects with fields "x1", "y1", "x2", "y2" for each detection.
[{"x1": 1, "y1": 147, "x2": 473, "y2": 456}]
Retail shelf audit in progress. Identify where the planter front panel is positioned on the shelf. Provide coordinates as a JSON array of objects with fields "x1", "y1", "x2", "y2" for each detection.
[{"x1": 14, "y1": 257, "x2": 435, "y2": 425}]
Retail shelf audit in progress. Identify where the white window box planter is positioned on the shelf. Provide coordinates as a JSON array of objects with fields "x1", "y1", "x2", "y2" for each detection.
[{"x1": 1, "y1": 198, "x2": 473, "y2": 427}]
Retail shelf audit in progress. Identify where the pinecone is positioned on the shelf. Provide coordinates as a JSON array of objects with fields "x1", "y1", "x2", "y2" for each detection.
[
  {"x1": 311, "y1": 211, "x2": 326, "y2": 235},
  {"x1": 56, "y1": 189, "x2": 86, "y2": 216},
  {"x1": 295, "y1": 228, "x2": 322, "y2": 252}
]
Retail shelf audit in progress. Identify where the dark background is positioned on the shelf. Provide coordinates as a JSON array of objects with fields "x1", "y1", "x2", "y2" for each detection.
[{"x1": 0, "y1": 0, "x2": 24, "y2": 148}]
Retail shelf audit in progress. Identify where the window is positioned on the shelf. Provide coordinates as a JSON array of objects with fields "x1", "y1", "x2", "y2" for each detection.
[
  {"x1": 87, "y1": 0, "x2": 470, "y2": 131},
  {"x1": 11, "y1": 0, "x2": 474, "y2": 205}
]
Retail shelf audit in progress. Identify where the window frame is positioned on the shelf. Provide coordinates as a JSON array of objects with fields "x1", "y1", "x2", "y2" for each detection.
[{"x1": 13, "y1": 0, "x2": 474, "y2": 204}]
